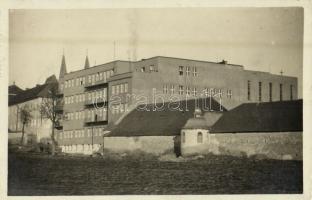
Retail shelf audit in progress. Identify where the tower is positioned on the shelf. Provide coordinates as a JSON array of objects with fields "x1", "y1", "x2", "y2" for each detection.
[
  {"x1": 58, "y1": 54, "x2": 67, "y2": 94},
  {"x1": 59, "y1": 54, "x2": 67, "y2": 80},
  {"x1": 84, "y1": 55, "x2": 90, "y2": 69}
]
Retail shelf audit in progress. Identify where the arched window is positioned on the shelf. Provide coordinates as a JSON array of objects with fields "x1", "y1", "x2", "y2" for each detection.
[
  {"x1": 182, "y1": 132, "x2": 186, "y2": 143},
  {"x1": 197, "y1": 132, "x2": 203, "y2": 143}
]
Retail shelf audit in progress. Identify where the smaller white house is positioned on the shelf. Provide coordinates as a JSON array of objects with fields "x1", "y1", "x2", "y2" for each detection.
[{"x1": 180, "y1": 108, "x2": 221, "y2": 156}]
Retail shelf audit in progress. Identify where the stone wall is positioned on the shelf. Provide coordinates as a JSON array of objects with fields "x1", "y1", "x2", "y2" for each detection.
[
  {"x1": 103, "y1": 136, "x2": 175, "y2": 155},
  {"x1": 181, "y1": 131, "x2": 302, "y2": 160}
]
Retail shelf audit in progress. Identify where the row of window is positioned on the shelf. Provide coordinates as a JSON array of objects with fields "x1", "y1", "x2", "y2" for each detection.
[
  {"x1": 163, "y1": 85, "x2": 232, "y2": 98},
  {"x1": 65, "y1": 108, "x2": 108, "y2": 121},
  {"x1": 111, "y1": 83, "x2": 129, "y2": 95},
  {"x1": 61, "y1": 144, "x2": 101, "y2": 152},
  {"x1": 178, "y1": 66, "x2": 198, "y2": 76},
  {"x1": 140, "y1": 65, "x2": 156, "y2": 72},
  {"x1": 65, "y1": 76, "x2": 86, "y2": 88},
  {"x1": 64, "y1": 69, "x2": 114, "y2": 88},
  {"x1": 64, "y1": 89, "x2": 108, "y2": 104},
  {"x1": 248, "y1": 81, "x2": 294, "y2": 102},
  {"x1": 60, "y1": 127, "x2": 104, "y2": 139},
  {"x1": 111, "y1": 103, "x2": 129, "y2": 115}
]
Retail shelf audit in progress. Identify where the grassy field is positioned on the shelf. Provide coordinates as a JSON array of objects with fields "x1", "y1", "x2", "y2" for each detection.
[{"x1": 8, "y1": 151, "x2": 302, "y2": 195}]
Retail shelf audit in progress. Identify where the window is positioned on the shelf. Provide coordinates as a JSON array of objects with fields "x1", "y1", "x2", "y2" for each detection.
[
  {"x1": 124, "y1": 83, "x2": 128, "y2": 93},
  {"x1": 76, "y1": 78, "x2": 79, "y2": 86},
  {"x1": 197, "y1": 132, "x2": 203, "y2": 143},
  {"x1": 120, "y1": 84, "x2": 124, "y2": 93},
  {"x1": 186, "y1": 66, "x2": 190, "y2": 76},
  {"x1": 258, "y1": 82, "x2": 262, "y2": 102},
  {"x1": 149, "y1": 65, "x2": 154, "y2": 72},
  {"x1": 110, "y1": 69, "x2": 114, "y2": 77},
  {"x1": 193, "y1": 87, "x2": 197, "y2": 96},
  {"x1": 269, "y1": 82, "x2": 272, "y2": 102},
  {"x1": 179, "y1": 66, "x2": 183, "y2": 76},
  {"x1": 65, "y1": 81, "x2": 68, "y2": 88},
  {"x1": 96, "y1": 73, "x2": 99, "y2": 81},
  {"x1": 182, "y1": 132, "x2": 185, "y2": 143},
  {"x1": 178, "y1": 85, "x2": 184, "y2": 95},
  {"x1": 170, "y1": 85, "x2": 175, "y2": 94},
  {"x1": 104, "y1": 71, "x2": 107, "y2": 82},
  {"x1": 280, "y1": 84, "x2": 283, "y2": 101},
  {"x1": 92, "y1": 74, "x2": 95, "y2": 84},
  {"x1": 192, "y1": 67, "x2": 198, "y2": 77},
  {"x1": 163, "y1": 85, "x2": 168, "y2": 94},
  {"x1": 186, "y1": 86, "x2": 190, "y2": 96},
  {"x1": 116, "y1": 85, "x2": 120, "y2": 94},
  {"x1": 247, "y1": 80, "x2": 251, "y2": 101},
  {"x1": 88, "y1": 75, "x2": 91, "y2": 83},
  {"x1": 227, "y1": 89, "x2": 232, "y2": 99},
  {"x1": 290, "y1": 85, "x2": 293, "y2": 100},
  {"x1": 112, "y1": 85, "x2": 115, "y2": 95}
]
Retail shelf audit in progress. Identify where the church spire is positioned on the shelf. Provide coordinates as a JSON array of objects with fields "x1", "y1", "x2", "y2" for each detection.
[
  {"x1": 59, "y1": 54, "x2": 67, "y2": 79},
  {"x1": 84, "y1": 55, "x2": 90, "y2": 69}
]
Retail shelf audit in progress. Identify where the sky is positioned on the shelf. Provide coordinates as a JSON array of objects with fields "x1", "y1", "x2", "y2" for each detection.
[{"x1": 9, "y1": 8, "x2": 303, "y2": 97}]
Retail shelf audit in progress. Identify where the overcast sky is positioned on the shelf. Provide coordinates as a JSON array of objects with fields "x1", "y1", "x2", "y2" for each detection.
[{"x1": 9, "y1": 8, "x2": 303, "y2": 97}]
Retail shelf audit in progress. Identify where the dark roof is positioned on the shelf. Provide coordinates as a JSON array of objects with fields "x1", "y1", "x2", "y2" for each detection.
[
  {"x1": 107, "y1": 98, "x2": 226, "y2": 137},
  {"x1": 210, "y1": 100, "x2": 303, "y2": 133},
  {"x1": 8, "y1": 82, "x2": 58, "y2": 106},
  {"x1": 9, "y1": 84, "x2": 24, "y2": 95}
]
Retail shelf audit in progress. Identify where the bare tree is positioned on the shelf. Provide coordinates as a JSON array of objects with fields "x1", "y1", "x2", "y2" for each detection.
[
  {"x1": 20, "y1": 105, "x2": 32, "y2": 145},
  {"x1": 40, "y1": 84, "x2": 62, "y2": 155}
]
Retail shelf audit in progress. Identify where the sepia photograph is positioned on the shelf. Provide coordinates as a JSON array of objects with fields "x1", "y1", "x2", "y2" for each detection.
[{"x1": 6, "y1": 7, "x2": 304, "y2": 196}]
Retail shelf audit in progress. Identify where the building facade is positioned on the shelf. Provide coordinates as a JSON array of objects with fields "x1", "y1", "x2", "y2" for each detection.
[
  {"x1": 56, "y1": 56, "x2": 298, "y2": 154},
  {"x1": 8, "y1": 76, "x2": 59, "y2": 144}
]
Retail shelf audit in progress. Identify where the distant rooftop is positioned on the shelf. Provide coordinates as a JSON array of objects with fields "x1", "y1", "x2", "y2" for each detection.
[
  {"x1": 9, "y1": 75, "x2": 58, "y2": 106},
  {"x1": 211, "y1": 100, "x2": 302, "y2": 133}
]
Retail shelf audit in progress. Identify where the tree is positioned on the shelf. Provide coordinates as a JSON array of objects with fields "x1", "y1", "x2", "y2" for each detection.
[
  {"x1": 40, "y1": 84, "x2": 62, "y2": 155},
  {"x1": 20, "y1": 105, "x2": 32, "y2": 145}
]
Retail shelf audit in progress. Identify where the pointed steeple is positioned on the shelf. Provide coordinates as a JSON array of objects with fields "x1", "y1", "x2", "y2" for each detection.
[
  {"x1": 84, "y1": 55, "x2": 90, "y2": 69},
  {"x1": 59, "y1": 54, "x2": 67, "y2": 79}
]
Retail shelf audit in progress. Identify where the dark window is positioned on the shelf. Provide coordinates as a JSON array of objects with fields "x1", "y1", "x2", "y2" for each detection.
[
  {"x1": 179, "y1": 66, "x2": 183, "y2": 76},
  {"x1": 280, "y1": 84, "x2": 283, "y2": 101},
  {"x1": 269, "y1": 82, "x2": 272, "y2": 102},
  {"x1": 258, "y1": 82, "x2": 262, "y2": 102},
  {"x1": 197, "y1": 132, "x2": 203, "y2": 143}
]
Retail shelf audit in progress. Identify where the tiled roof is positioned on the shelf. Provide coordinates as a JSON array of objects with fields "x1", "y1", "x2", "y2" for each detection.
[
  {"x1": 106, "y1": 97, "x2": 226, "y2": 137},
  {"x1": 210, "y1": 100, "x2": 303, "y2": 133}
]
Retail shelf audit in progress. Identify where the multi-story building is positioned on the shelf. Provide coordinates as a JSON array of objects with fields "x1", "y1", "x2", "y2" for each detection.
[
  {"x1": 8, "y1": 75, "x2": 59, "y2": 144},
  {"x1": 56, "y1": 56, "x2": 298, "y2": 154}
]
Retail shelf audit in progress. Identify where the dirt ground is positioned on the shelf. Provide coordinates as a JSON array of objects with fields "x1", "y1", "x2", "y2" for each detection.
[{"x1": 8, "y1": 151, "x2": 302, "y2": 195}]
